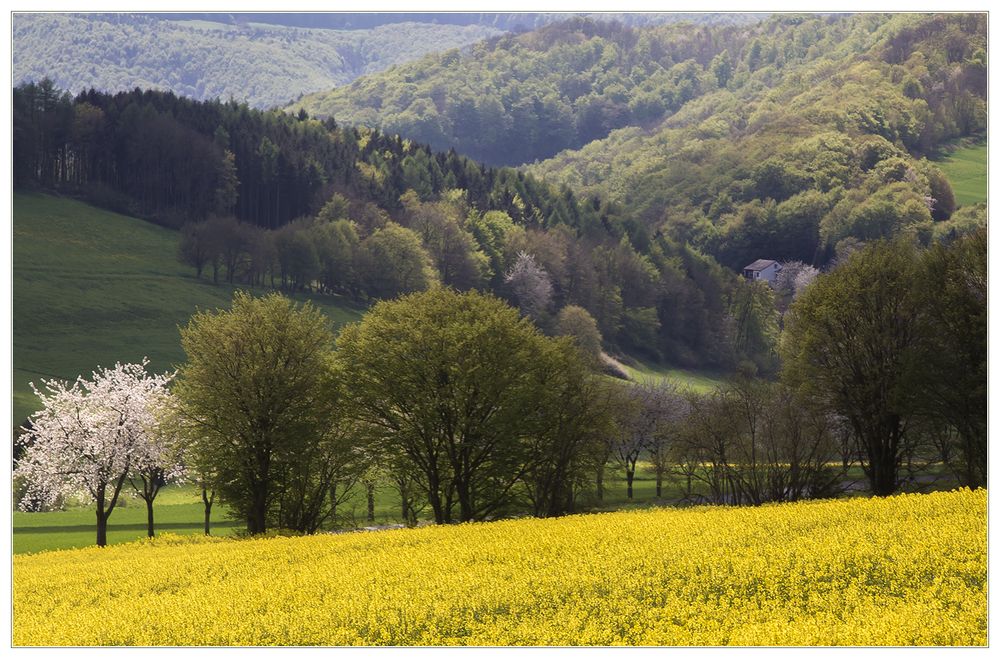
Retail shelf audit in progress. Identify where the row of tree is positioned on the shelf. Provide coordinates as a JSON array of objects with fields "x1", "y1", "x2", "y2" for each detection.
[
  {"x1": 15, "y1": 230, "x2": 984, "y2": 546},
  {"x1": 177, "y1": 189, "x2": 780, "y2": 371}
]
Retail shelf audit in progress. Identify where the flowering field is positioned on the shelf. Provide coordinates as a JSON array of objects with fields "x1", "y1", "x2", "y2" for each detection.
[{"x1": 13, "y1": 489, "x2": 986, "y2": 646}]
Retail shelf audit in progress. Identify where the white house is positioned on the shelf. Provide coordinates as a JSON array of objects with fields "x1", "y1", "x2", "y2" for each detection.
[{"x1": 743, "y1": 259, "x2": 782, "y2": 286}]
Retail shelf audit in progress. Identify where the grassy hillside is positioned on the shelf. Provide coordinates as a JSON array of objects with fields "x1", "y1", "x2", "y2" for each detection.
[
  {"x1": 12, "y1": 192, "x2": 362, "y2": 423},
  {"x1": 936, "y1": 143, "x2": 987, "y2": 207},
  {"x1": 13, "y1": 489, "x2": 986, "y2": 645},
  {"x1": 621, "y1": 359, "x2": 722, "y2": 394}
]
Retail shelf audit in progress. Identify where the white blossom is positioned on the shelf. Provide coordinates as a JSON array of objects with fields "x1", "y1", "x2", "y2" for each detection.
[
  {"x1": 14, "y1": 360, "x2": 176, "y2": 511},
  {"x1": 504, "y1": 251, "x2": 553, "y2": 319}
]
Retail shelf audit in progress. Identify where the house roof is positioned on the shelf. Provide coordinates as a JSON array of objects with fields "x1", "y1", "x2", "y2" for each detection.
[{"x1": 744, "y1": 259, "x2": 779, "y2": 271}]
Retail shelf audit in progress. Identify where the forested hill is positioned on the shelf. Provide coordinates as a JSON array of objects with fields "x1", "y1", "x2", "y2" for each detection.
[
  {"x1": 525, "y1": 13, "x2": 986, "y2": 268},
  {"x1": 12, "y1": 14, "x2": 503, "y2": 109},
  {"x1": 290, "y1": 14, "x2": 850, "y2": 166},
  {"x1": 155, "y1": 12, "x2": 765, "y2": 32},
  {"x1": 14, "y1": 82, "x2": 772, "y2": 372},
  {"x1": 291, "y1": 13, "x2": 985, "y2": 269}
]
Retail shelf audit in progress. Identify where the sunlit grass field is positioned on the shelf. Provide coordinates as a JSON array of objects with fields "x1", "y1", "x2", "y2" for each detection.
[
  {"x1": 12, "y1": 192, "x2": 363, "y2": 423},
  {"x1": 13, "y1": 489, "x2": 986, "y2": 646},
  {"x1": 620, "y1": 358, "x2": 723, "y2": 393},
  {"x1": 936, "y1": 142, "x2": 987, "y2": 207},
  {"x1": 13, "y1": 464, "x2": 702, "y2": 554}
]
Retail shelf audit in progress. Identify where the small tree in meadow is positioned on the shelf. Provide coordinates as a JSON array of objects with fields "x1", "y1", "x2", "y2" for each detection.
[
  {"x1": 14, "y1": 360, "x2": 174, "y2": 547},
  {"x1": 128, "y1": 400, "x2": 186, "y2": 538}
]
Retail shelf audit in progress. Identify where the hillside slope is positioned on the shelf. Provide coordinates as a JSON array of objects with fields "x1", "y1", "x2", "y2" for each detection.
[
  {"x1": 290, "y1": 13, "x2": 985, "y2": 269},
  {"x1": 289, "y1": 14, "x2": 898, "y2": 167},
  {"x1": 525, "y1": 13, "x2": 986, "y2": 267},
  {"x1": 12, "y1": 193, "x2": 362, "y2": 423},
  {"x1": 12, "y1": 13, "x2": 503, "y2": 108},
  {"x1": 13, "y1": 489, "x2": 987, "y2": 645}
]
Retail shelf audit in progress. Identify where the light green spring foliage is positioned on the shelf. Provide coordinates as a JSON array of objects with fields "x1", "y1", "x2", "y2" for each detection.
[
  {"x1": 13, "y1": 489, "x2": 986, "y2": 645},
  {"x1": 358, "y1": 222, "x2": 440, "y2": 299},
  {"x1": 174, "y1": 292, "x2": 343, "y2": 530},
  {"x1": 555, "y1": 305, "x2": 603, "y2": 365},
  {"x1": 335, "y1": 288, "x2": 596, "y2": 522}
]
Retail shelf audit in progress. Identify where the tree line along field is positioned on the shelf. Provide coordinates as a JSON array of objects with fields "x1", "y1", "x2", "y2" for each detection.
[
  {"x1": 13, "y1": 489, "x2": 986, "y2": 646},
  {"x1": 11, "y1": 464, "x2": 708, "y2": 555},
  {"x1": 11, "y1": 192, "x2": 363, "y2": 424}
]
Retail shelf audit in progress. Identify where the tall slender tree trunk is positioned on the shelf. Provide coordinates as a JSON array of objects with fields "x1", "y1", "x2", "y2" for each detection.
[
  {"x1": 202, "y1": 485, "x2": 214, "y2": 535},
  {"x1": 626, "y1": 468, "x2": 635, "y2": 500},
  {"x1": 596, "y1": 464, "x2": 605, "y2": 501},
  {"x1": 95, "y1": 486, "x2": 108, "y2": 547},
  {"x1": 366, "y1": 482, "x2": 376, "y2": 523},
  {"x1": 146, "y1": 498, "x2": 155, "y2": 538}
]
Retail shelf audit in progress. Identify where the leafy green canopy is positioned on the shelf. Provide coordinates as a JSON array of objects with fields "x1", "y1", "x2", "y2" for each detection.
[
  {"x1": 780, "y1": 232, "x2": 986, "y2": 494},
  {"x1": 336, "y1": 288, "x2": 610, "y2": 522},
  {"x1": 174, "y1": 292, "x2": 356, "y2": 534}
]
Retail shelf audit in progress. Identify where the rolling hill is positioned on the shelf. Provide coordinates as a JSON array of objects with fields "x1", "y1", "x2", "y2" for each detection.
[
  {"x1": 289, "y1": 13, "x2": 986, "y2": 269},
  {"x1": 12, "y1": 192, "x2": 362, "y2": 424},
  {"x1": 12, "y1": 13, "x2": 503, "y2": 108}
]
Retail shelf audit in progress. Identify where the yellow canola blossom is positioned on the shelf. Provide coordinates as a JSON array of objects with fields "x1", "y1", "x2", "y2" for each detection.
[{"x1": 13, "y1": 488, "x2": 986, "y2": 646}]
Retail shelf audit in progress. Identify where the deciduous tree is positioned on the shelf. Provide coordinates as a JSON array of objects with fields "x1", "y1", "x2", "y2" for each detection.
[
  {"x1": 781, "y1": 240, "x2": 922, "y2": 496},
  {"x1": 173, "y1": 292, "x2": 344, "y2": 535},
  {"x1": 14, "y1": 360, "x2": 173, "y2": 546}
]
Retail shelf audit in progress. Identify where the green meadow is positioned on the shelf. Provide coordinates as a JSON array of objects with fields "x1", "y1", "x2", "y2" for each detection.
[
  {"x1": 12, "y1": 192, "x2": 363, "y2": 424},
  {"x1": 936, "y1": 142, "x2": 987, "y2": 207},
  {"x1": 620, "y1": 358, "x2": 722, "y2": 394},
  {"x1": 12, "y1": 465, "x2": 708, "y2": 554}
]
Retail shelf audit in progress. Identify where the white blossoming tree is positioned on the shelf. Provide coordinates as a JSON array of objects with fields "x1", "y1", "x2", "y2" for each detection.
[
  {"x1": 14, "y1": 360, "x2": 178, "y2": 547},
  {"x1": 504, "y1": 251, "x2": 553, "y2": 321},
  {"x1": 129, "y1": 397, "x2": 187, "y2": 539}
]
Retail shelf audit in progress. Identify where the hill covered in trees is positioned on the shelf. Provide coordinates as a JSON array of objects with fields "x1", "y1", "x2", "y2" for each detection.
[
  {"x1": 291, "y1": 13, "x2": 986, "y2": 269},
  {"x1": 14, "y1": 81, "x2": 775, "y2": 373},
  {"x1": 526, "y1": 13, "x2": 987, "y2": 268},
  {"x1": 12, "y1": 13, "x2": 503, "y2": 108},
  {"x1": 156, "y1": 12, "x2": 765, "y2": 33}
]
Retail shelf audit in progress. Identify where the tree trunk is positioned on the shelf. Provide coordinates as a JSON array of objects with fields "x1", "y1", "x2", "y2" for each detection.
[
  {"x1": 96, "y1": 509, "x2": 108, "y2": 548},
  {"x1": 146, "y1": 498, "x2": 155, "y2": 538},
  {"x1": 366, "y1": 482, "x2": 376, "y2": 523},
  {"x1": 626, "y1": 468, "x2": 635, "y2": 500},
  {"x1": 250, "y1": 484, "x2": 268, "y2": 534},
  {"x1": 95, "y1": 485, "x2": 108, "y2": 547},
  {"x1": 456, "y1": 479, "x2": 474, "y2": 522},
  {"x1": 202, "y1": 486, "x2": 214, "y2": 535},
  {"x1": 596, "y1": 464, "x2": 605, "y2": 501},
  {"x1": 427, "y1": 470, "x2": 445, "y2": 524},
  {"x1": 656, "y1": 471, "x2": 663, "y2": 498}
]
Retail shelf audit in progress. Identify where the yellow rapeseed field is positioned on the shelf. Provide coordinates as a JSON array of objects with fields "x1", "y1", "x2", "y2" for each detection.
[{"x1": 13, "y1": 489, "x2": 986, "y2": 646}]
